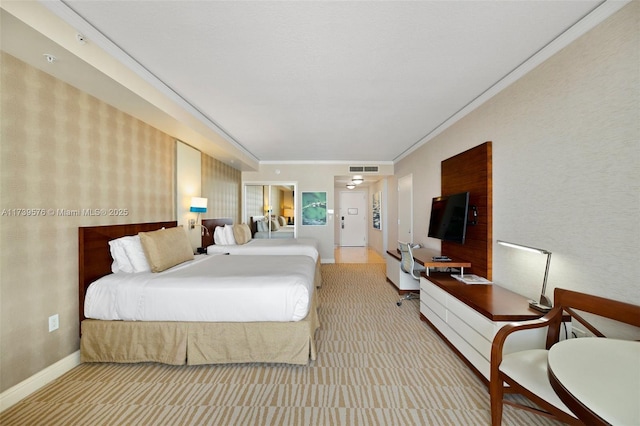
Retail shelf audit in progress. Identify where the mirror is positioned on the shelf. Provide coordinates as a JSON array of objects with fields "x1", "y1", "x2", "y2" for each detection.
[{"x1": 244, "y1": 183, "x2": 295, "y2": 239}]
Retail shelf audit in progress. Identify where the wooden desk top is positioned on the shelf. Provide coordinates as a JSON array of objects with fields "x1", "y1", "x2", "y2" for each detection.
[
  {"x1": 411, "y1": 247, "x2": 472, "y2": 268},
  {"x1": 386, "y1": 248, "x2": 472, "y2": 268},
  {"x1": 387, "y1": 249, "x2": 550, "y2": 322},
  {"x1": 423, "y1": 272, "x2": 546, "y2": 322}
]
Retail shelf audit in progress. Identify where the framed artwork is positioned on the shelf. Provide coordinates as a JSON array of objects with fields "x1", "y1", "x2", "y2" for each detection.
[
  {"x1": 301, "y1": 192, "x2": 327, "y2": 226},
  {"x1": 372, "y1": 191, "x2": 382, "y2": 230}
]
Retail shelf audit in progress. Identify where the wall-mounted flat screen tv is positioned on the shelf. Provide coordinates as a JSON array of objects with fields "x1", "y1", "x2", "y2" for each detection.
[{"x1": 427, "y1": 191, "x2": 470, "y2": 244}]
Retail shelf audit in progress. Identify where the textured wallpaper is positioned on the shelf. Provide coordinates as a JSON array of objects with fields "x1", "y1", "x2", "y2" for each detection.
[
  {"x1": 394, "y1": 2, "x2": 639, "y2": 323},
  {"x1": 0, "y1": 53, "x2": 175, "y2": 391},
  {"x1": 201, "y1": 153, "x2": 241, "y2": 224}
]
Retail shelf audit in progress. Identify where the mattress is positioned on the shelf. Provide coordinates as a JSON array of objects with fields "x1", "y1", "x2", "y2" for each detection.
[
  {"x1": 84, "y1": 254, "x2": 316, "y2": 322},
  {"x1": 206, "y1": 237, "x2": 319, "y2": 262}
]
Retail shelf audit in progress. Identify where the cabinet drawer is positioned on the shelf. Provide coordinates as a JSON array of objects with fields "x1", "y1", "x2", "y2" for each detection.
[
  {"x1": 422, "y1": 293, "x2": 447, "y2": 322},
  {"x1": 420, "y1": 278, "x2": 447, "y2": 306},
  {"x1": 447, "y1": 310, "x2": 492, "y2": 361},
  {"x1": 446, "y1": 293, "x2": 496, "y2": 340}
]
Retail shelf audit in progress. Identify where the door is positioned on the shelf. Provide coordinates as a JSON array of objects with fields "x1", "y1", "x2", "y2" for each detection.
[
  {"x1": 339, "y1": 191, "x2": 366, "y2": 246},
  {"x1": 398, "y1": 174, "x2": 413, "y2": 243}
]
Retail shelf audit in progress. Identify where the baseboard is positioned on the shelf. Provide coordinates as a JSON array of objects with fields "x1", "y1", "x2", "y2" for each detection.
[
  {"x1": 0, "y1": 351, "x2": 81, "y2": 412},
  {"x1": 321, "y1": 258, "x2": 336, "y2": 264}
]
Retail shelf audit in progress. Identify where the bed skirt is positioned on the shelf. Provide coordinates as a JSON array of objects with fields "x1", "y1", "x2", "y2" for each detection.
[{"x1": 80, "y1": 293, "x2": 320, "y2": 366}]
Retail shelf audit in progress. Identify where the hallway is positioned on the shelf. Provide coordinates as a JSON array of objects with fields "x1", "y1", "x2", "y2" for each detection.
[{"x1": 334, "y1": 247, "x2": 385, "y2": 265}]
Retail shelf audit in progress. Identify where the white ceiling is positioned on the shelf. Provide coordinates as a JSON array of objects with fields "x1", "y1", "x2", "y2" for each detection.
[{"x1": 2, "y1": 0, "x2": 624, "y2": 170}]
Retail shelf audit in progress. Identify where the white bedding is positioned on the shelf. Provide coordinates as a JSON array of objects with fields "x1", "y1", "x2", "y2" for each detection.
[
  {"x1": 207, "y1": 237, "x2": 319, "y2": 262},
  {"x1": 253, "y1": 229, "x2": 295, "y2": 239},
  {"x1": 85, "y1": 254, "x2": 316, "y2": 322}
]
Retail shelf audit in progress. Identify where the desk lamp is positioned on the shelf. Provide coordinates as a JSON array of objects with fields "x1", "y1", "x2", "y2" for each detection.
[{"x1": 497, "y1": 240, "x2": 552, "y2": 312}]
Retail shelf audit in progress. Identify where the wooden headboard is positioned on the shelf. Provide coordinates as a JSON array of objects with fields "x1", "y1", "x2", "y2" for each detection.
[
  {"x1": 78, "y1": 221, "x2": 177, "y2": 326},
  {"x1": 201, "y1": 218, "x2": 233, "y2": 247},
  {"x1": 441, "y1": 141, "x2": 493, "y2": 280}
]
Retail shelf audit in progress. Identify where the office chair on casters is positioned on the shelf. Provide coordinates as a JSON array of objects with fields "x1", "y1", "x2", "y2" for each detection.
[{"x1": 396, "y1": 241, "x2": 426, "y2": 306}]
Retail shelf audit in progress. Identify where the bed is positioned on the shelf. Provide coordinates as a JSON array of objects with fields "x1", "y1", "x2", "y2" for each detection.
[
  {"x1": 79, "y1": 221, "x2": 320, "y2": 366},
  {"x1": 202, "y1": 218, "x2": 322, "y2": 286}
]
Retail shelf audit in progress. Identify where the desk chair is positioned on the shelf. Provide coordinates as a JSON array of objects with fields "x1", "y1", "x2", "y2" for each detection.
[{"x1": 396, "y1": 241, "x2": 426, "y2": 306}]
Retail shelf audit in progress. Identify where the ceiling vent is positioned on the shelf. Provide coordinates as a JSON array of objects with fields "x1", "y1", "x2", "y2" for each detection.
[{"x1": 349, "y1": 165, "x2": 379, "y2": 173}]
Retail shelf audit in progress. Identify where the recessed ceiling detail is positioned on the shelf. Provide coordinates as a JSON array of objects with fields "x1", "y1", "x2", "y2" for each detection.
[{"x1": 5, "y1": 0, "x2": 624, "y2": 165}]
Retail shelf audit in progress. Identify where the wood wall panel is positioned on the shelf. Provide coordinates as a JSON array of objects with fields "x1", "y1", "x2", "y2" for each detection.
[{"x1": 441, "y1": 142, "x2": 492, "y2": 280}]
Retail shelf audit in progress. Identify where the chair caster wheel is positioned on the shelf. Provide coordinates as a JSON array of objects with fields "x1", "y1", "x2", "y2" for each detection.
[{"x1": 396, "y1": 301, "x2": 402, "y2": 306}]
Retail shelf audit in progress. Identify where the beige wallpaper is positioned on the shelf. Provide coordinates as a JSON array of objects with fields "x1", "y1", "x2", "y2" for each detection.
[
  {"x1": 394, "y1": 2, "x2": 639, "y2": 321},
  {"x1": 201, "y1": 153, "x2": 242, "y2": 224},
  {"x1": 0, "y1": 53, "x2": 175, "y2": 391}
]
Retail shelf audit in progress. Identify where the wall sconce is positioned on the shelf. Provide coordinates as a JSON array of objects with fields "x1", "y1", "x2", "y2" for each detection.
[
  {"x1": 497, "y1": 240, "x2": 552, "y2": 312},
  {"x1": 346, "y1": 183, "x2": 356, "y2": 190},
  {"x1": 189, "y1": 197, "x2": 207, "y2": 230}
]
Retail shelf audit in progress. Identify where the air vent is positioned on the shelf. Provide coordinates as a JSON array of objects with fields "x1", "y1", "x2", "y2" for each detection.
[{"x1": 349, "y1": 165, "x2": 379, "y2": 173}]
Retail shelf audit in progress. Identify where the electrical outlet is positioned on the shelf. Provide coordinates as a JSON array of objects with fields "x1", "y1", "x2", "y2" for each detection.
[
  {"x1": 48, "y1": 314, "x2": 59, "y2": 332},
  {"x1": 572, "y1": 327, "x2": 587, "y2": 338}
]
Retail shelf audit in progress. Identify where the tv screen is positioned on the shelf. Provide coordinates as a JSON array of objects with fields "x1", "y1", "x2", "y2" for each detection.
[{"x1": 427, "y1": 192, "x2": 470, "y2": 244}]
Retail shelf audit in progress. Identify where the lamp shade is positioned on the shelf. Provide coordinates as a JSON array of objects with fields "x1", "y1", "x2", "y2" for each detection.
[
  {"x1": 189, "y1": 197, "x2": 207, "y2": 213},
  {"x1": 284, "y1": 208, "x2": 293, "y2": 217}
]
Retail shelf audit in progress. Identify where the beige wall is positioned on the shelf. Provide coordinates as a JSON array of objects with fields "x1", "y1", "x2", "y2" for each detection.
[
  {"x1": 0, "y1": 53, "x2": 244, "y2": 393},
  {"x1": 0, "y1": 52, "x2": 176, "y2": 391},
  {"x1": 202, "y1": 153, "x2": 242, "y2": 224},
  {"x1": 395, "y1": 2, "x2": 639, "y2": 320},
  {"x1": 176, "y1": 141, "x2": 202, "y2": 249}
]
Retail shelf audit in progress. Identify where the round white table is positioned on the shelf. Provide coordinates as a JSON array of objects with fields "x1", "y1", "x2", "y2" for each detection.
[{"x1": 547, "y1": 338, "x2": 640, "y2": 425}]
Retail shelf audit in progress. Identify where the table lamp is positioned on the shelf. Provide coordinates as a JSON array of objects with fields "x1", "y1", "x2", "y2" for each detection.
[{"x1": 497, "y1": 240, "x2": 552, "y2": 312}]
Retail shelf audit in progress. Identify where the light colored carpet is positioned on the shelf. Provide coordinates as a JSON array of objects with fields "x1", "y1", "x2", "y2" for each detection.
[{"x1": 1, "y1": 264, "x2": 561, "y2": 425}]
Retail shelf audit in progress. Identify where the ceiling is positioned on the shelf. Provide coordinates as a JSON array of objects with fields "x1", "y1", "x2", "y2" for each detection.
[{"x1": 1, "y1": 0, "x2": 622, "y2": 172}]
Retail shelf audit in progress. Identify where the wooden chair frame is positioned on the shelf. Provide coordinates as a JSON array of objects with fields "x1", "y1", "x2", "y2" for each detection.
[{"x1": 490, "y1": 287, "x2": 640, "y2": 425}]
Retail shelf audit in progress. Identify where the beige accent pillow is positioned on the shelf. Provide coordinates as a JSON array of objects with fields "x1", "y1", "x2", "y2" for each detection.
[
  {"x1": 139, "y1": 226, "x2": 194, "y2": 272},
  {"x1": 232, "y1": 223, "x2": 252, "y2": 245},
  {"x1": 278, "y1": 216, "x2": 287, "y2": 226},
  {"x1": 270, "y1": 219, "x2": 280, "y2": 231}
]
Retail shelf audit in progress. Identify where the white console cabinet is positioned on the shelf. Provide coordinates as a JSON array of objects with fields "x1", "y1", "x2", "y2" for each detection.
[{"x1": 419, "y1": 274, "x2": 566, "y2": 384}]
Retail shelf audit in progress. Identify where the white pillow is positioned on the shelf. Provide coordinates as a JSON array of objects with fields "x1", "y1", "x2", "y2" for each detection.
[
  {"x1": 257, "y1": 220, "x2": 268, "y2": 233},
  {"x1": 223, "y1": 225, "x2": 237, "y2": 245},
  {"x1": 213, "y1": 226, "x2": 224, "y2": 245},
  {"x1": 122, "y1": 235, "x2": 151, "y2": 273},
  {"x1": 109, "y1": 236, "x2": 134, "y2": 273}
]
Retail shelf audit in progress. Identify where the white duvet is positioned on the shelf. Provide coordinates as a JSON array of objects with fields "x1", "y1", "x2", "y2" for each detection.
[
  {"x1": 207, "y1": 238, "x2": 319, "y2": 262},
  {"x1": 85, "y1": 254, "x2": 316, "y2": 322}
]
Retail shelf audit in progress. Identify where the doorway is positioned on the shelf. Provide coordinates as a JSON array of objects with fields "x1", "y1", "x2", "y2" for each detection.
[{"x1": 339, "y1": 190, "x2": 367, "y2": 246}]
